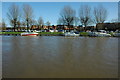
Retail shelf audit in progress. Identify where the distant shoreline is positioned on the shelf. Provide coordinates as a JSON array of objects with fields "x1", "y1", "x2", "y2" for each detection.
[
  {"x1": 0, "y1": 32, "x2": 63, "y2": 36},
  {"x1": 0, "y1": 32, "x2": 119, "y2": 37}
]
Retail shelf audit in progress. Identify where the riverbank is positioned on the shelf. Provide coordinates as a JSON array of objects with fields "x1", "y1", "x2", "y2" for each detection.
[
  {"x1": 0, "y1": 32, "x2": 91, "y2": 36},
  {"x1": 0, "y1": 31, "x2": 118, "y2": 37},
  {"x1": 0, "y1": 32, "x2": 64, "y2": 36}
]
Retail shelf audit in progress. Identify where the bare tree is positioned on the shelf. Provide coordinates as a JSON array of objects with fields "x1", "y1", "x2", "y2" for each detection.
[
  {"x1": 7, "y1": 4, "x2": 20, "y2": 31},
  {"x1": 16, "y1": 21, "x2": 21, "y2": 31},
  {"x1": 2, "y1": 19, "x2": 7, "y2": 27},
  {"x1": 79, "y1": 5, "x2": 91, "y2": 30},
  {"x1": 21, "y1": 21, "x2": 26, "y2": 27},
  {"x1": 57, "y1": 18, "x2": 62, "y2": 25},
  {"x1": 46, "y1": 21, "x2": 51, "y2": 26},
  {"x1": 30, "y1": 19, "x2": 37, "y2": 26},
  {"x1": 21, "y1": 21, "x2": 26, "y2": 30},
  {"x1": 57, "y1": 18, "x2": 66, "y2": 30},
  {"x1": 74, "y1": 17, "x2": 79, "y2": 26},
  {"x1": 93, "y1": 5, "x2": 107, "y2": 23},
  {"x1": 38, "y1": 17, "x2": 44, "y2": 30},
  {"x1": 23, "y1": 4, "x2": 34, "y2": 31},
  {"x1": 2, "y1": 19, "x2": 7, "y2": 30},
  {"x1": 38, "y1": 17, "x2": 44, "y2": 26},
  {"x1": 46, "y1": 21, "x2": 51, "y2": 30},
  {"x1": 57, "y1": 18, "x2": 66, "y2": 25},
  {"x1": 60, "y1": 5, "x2": 76, "y2": 32}
]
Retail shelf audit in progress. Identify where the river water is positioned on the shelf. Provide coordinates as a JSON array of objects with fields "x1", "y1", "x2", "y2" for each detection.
[{"x1": 2, "y1": 36, "x2": 118, "y2": 78}]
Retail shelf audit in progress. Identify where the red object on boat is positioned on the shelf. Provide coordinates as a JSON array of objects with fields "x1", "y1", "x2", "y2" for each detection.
[{"x1": 21, "y1": 32, "x2": 39, "y2": 36}]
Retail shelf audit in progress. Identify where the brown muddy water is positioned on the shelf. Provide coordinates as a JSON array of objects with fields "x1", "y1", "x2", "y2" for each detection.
[{"x1": 2, "y1": 36, "x2": 118, "y2": 78}]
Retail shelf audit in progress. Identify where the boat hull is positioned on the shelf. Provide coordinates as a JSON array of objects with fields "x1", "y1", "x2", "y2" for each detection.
[
  {"x1": 21, "y1": 32, "x2": 39, "y2": 36},
  {"x1": 64, "y1": 32, "x2": 79, "y2": 37},
  {"x1": 113, "y1": 33, "x2": 120, "y2": 37},
  {"x1": 88, "y1": 32, "x2": 111, "y2": 37}
]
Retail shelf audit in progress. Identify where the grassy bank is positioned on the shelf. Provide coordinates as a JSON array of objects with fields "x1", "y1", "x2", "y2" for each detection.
[
  {"x1": 0, "y1": 32, "x2": 23, "y2": 34},
  {"x1": 0, "y1": 32, "x2": 64, "y2": 35},
  {"x1": 80, "y1": 32, "x2": 89, "y2": 36},
  {"x1": 0, "y1": 32, "x2": 116, "y2": 37},
  {"x1": 39, "y1": 32, "x2": 63, "y2": 35},
  {"x1": 0, "y1": 31, "x2": 88, "y2": 35}
]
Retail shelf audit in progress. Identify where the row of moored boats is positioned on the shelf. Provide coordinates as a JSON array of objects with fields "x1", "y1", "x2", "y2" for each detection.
[{"x1": 20, "y1": 30, "x2": 120, "y2": 37}]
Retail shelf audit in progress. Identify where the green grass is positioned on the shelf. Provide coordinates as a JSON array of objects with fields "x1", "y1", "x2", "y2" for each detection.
[
  {"x1": 0, "y1": 32, "x2": 23, "y2": 34},
  {"x1": 39, "y1": 32, "x2": 64, "y2": 35},
  {"x1": 109, "y1": 32, "x2": 114, "y2": 36},
  {"x1": 1, "y1": 31, "x2": 88, "y2": 35},
  {"x1": 80, "y1": 32, "x2": 89, "y2": 36},
  {"x1": 0, "y1": 32, "x2": 64, "y2": 35},
  {"x1": 0, "y1": 31, "x2": 89, "y2": 36}
]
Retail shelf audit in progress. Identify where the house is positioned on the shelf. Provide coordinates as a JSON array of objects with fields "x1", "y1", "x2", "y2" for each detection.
[{"x1": 96, "y1": 23, "x2": 120, "y2": 31}]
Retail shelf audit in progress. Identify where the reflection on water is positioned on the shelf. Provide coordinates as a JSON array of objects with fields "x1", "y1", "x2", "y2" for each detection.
[{"x1": 2, "y1": 36, "x2": 118, "y2": 78}]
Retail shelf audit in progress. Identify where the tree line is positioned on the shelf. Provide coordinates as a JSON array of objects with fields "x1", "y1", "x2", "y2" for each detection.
[
  {"x1": 3, "y1": 3, "x2": 108, "y2": 31},
  {"x1": 58, "y1": 5, "x2": 107, "y2": 31}
]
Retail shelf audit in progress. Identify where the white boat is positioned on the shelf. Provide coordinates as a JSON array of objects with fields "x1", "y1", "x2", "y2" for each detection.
[
  {"x1": 21, "y1": 32, "x2": 39, "y2": 36},
  {"x1": 88, "y1": 32, "x2": 111, "y2": 37},
  {"x1": 64, "y1": 32, "x2": 79, "y2": 37},
  {"x1": 88, "y1": 30, "x2": 111, "y2": 37},
  {"x1": 113, "y1": 33, "x2": 120, "y2": 37},
  {"x1": 97, "y1": 32, "x2": 111, "y2": 37}
]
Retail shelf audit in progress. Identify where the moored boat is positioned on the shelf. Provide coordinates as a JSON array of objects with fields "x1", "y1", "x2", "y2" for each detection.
[
  {"x1": 88, "y1": 30, "x2": 111, "y2": 37},
  {"x1": 88, "y1": 32, "x2": 111, "y2": 37},
  {"x1": 21, "y1": 32, "x2": 39, "y2": 36},
  {"x1": 64, "y1": 32, "x2": 79, "y2": 37},
  {"x1": 113, "y1": 33, "x2": 120, "y2": 37},
  {"x1": 97, "y1": 32, "x2": 111, "y2": 37}
]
